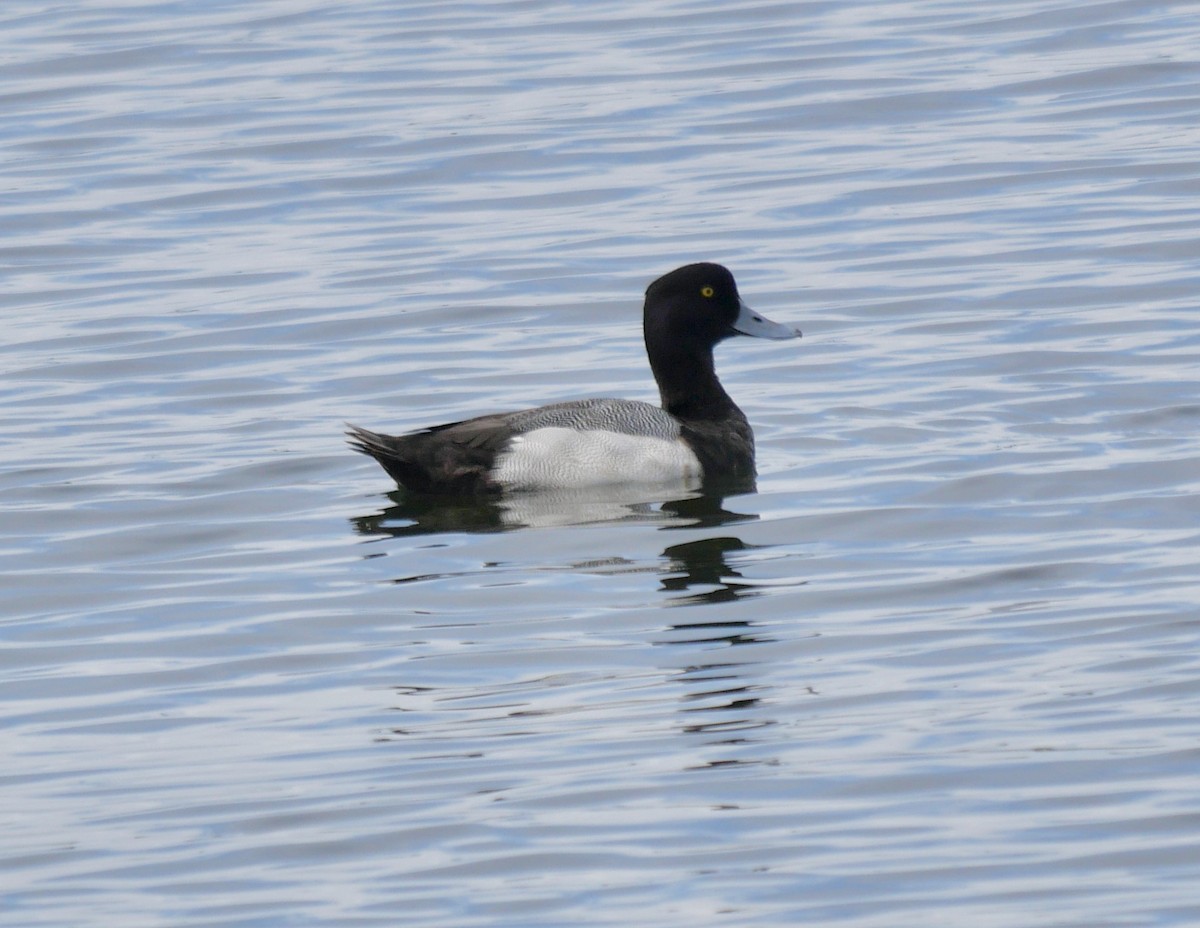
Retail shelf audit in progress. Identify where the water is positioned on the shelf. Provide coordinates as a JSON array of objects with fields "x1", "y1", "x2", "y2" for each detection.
[{"x1": 4, "y1": 1, "x2": 1200, "y2": 925}]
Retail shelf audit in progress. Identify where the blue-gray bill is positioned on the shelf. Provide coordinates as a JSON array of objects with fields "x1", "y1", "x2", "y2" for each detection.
[{"x1": 732, "y1": 298, "x2": 802, "y2": 339}]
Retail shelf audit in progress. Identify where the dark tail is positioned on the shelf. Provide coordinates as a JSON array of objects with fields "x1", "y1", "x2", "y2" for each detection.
[
  {"x1": 346, "y1": 424, "x2": 423, "y2": 490},
  {"x1": 347, "y1": 423, "x2": 497, "y2": 496},
  {"x1": 345, "y1": 424, "x2": 396, "y2": 461}
]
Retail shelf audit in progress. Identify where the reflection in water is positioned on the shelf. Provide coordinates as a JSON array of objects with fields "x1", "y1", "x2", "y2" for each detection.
[
  {"x1": 350, "y1": 481, "x2": 758, "y2": 538},
  {"x1": 352, "y1": 491, "x2": 508, "y2": 537},
  {"x1": 355, "y1": 486, "x2": 802, "y2": 765},
  {"x1": 660, "y1": 536, "x2": 763, "y2": 606},
  {"x1": 677, "y1": 663, "x2": 771, "y2": 740},
  {"x1": 656, "y1": 535, "x2": 804, "y2": 764}
]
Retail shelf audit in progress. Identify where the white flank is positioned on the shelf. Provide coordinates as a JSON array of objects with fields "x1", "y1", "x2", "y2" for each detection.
[{"x1": 491, "y1": 427, "x2": 702, "y2": 490}]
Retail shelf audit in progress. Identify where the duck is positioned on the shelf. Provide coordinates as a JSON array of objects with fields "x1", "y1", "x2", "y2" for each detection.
[{"x1": 347, "y1": 262, "x2": 800, "y2": 495}]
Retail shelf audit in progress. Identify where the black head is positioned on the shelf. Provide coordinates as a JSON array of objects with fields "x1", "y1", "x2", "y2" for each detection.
[
  {"x1": 644, "y1": 262, "x2": 744, "y2": 347},
  {"x1": 641, "y1": 262, "x2": 798, "y2": 422}
]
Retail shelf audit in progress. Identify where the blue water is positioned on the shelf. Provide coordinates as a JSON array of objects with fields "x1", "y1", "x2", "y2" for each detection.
[{"x1": 4, "y1": 1, "x2": 1200, "y2": 925}]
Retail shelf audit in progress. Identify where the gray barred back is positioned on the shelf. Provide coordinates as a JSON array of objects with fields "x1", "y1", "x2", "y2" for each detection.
[{"x1": 506, "y1": 398, "x2": 681, "y2": 441}]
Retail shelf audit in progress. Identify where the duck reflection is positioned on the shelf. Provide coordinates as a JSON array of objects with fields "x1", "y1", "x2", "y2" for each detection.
[
  {"x1": 354, "y1": 482, "x2": 793, "y2": 766},
  {"x1": 654, "y1": 535, "x2": 794, "y2": 763},
  {"x1": 659, "y1": 535, "x2": 763, "y2": 607},
  {"x1": 676, "y1": 662, "x2": 773, "y2": 744},
  {"x1": 351, "y1": 480, "x2": 757, "y2": 538}
]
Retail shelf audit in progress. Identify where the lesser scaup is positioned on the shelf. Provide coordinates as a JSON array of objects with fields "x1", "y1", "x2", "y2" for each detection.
[{"x1": 347, "y1": 262, "x2": 800, "y2": 494}]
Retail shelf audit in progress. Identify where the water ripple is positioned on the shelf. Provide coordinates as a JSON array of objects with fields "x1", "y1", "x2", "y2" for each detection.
[{"x1": 4, "y1": 0, "x2": 1200, "y2": 925}]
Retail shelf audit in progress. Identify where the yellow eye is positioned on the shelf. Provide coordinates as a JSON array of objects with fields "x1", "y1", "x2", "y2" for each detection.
[{"x1": 700, "y1": 286, "x2": 714, "y2": 298}]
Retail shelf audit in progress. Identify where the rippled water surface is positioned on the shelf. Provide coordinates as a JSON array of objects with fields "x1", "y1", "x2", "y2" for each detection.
[{"x1": 4, "y1": 1, "x2": 1200, "y2": 925}]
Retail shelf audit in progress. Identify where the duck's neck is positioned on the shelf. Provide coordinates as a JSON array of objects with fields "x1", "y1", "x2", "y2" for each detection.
[{"x1": 650, "y1": 343, "x2": 744, "y2": 423}]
